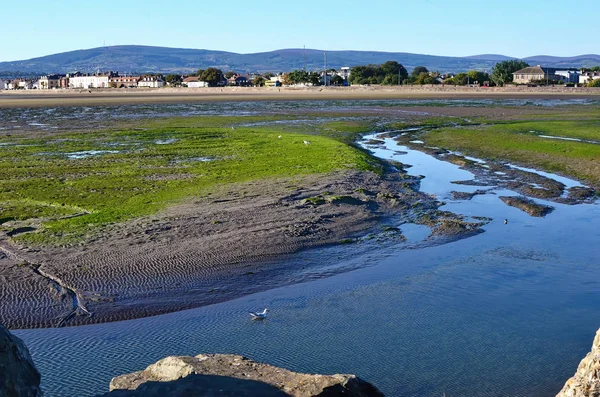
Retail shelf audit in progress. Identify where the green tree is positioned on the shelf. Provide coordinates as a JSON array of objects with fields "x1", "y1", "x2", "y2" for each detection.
[
  {"x1": 200, "y1": 68, "x2": 224, "y2": 87},
  {"x1": 491, "y1": 60, "x2": 528, "y2": 86},
  {"x1": 411, "y1": 66, "x2": 429, "y2": 78},
  {"x1": 588, "y1": 78, "x2": 600, "y2": 87},
  {"x1": 349, "y1": 62, "x2": 407, "y2": 85},
  {"x1": 308, "y1": 72, "x2": 321, "y2": 86},
  {"x1": 165, "y1": 74, "x2": 182, "y2": 86},
  {"x1": 253, "y1": 76, "x2": 266, "y2": 87},
  {"x1": 225, "y1": 71, "x2": 236, "y2": 79},
  {"x1": 331, "y1": 75, "x2": 345, "y2": 85}
]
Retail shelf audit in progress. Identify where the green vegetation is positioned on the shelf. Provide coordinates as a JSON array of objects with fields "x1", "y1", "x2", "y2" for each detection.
[
  {"x1": 444, "y1": 70, "x2": 491, "y2": 85},
  {"x1": 0, "y1": 116, "x2": 378, "y2": 245},
  {"x1": 349, "y1": 61, "x2": 408, "y2": 85},
  {"x1": 422, "y1": 118, "x2": 600, "y2": 185},
  {"x1": 491, "y1": 59, "x2": 529, "y2": 86}
]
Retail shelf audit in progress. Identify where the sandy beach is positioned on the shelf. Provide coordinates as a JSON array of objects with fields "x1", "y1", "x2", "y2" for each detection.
[{"x1": 0, "y1": 85, "x2": 599, "y2": 108}]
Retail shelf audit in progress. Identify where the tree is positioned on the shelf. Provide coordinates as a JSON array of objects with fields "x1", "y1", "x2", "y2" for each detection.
[
  {"x1": 411, "y1": 66, "x2": 429, "y2": 78},
  {"x1": 491, "y1": 60, "x2": 528, "y2": 86},
  {"x1": 588, "y1": 78, "x2": 600, "y2": 87},
  {"x1": 225, "y1": 71, "x2": 236, "y2": 79},
  {"x1": 200, "y1": 68, "x2": 224, "y2": 87},
  {"x1": 349, "y1": 62, "x2": 408, "y2": 85},
  {"x1": 253, "y1": 76, "x2": 266, "y2": 87},
  {"x1": 331, "y1": 75, "x2": 345, "y2": 85},
  {"x1": 165, "y1": 74, "x2": 182, "y2": 86}
]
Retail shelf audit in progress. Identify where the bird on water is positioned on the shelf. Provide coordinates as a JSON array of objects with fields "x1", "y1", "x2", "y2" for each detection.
[
  {"x1": 250, "y1": 308, "x2": 268, "y2": 320},
  {"x1": 504, "y1": 219, "x2": 508, "y2": 225}
]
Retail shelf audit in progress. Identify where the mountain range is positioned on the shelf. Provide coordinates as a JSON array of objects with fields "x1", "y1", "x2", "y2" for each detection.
[{"x1": 1, "y1": 45, "x2": 599, "y2": 76}]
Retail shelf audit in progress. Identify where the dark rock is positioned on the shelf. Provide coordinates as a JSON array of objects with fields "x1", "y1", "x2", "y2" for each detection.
[{"x1": 0, "y1": 324, "x2": 43, "y2": 397}]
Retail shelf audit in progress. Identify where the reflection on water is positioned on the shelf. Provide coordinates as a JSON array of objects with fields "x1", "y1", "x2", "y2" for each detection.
[{"x1": 10, "y1": 105, "x2": 600, "y2": 397}]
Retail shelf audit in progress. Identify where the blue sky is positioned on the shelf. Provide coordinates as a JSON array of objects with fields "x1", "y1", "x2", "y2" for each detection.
[{"x1": 1, "y1": 0, "x2": 597, "y2": 62}]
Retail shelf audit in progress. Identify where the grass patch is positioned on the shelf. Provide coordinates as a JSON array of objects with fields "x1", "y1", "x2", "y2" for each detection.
[
  {"x1": 0, "y1": 119, "x2": 378, "y2": 245},
  {"x1": 423, "y1": 119, "x2": 600, "y2": 186}
]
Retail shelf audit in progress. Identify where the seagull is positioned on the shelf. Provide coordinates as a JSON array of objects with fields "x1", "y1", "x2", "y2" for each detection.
[
  {"x1": 250, "y1": 308, "x2": 268, "y2": 320},
  {"x1": 504, "y1": 219, "x2": 508, "y2": 225},
  {"x1": 303, "y1": 140, "x2": 311, "y2": 145},
  {"x1": 278, "y1": 135, "x2": 282, "y2": 139}
]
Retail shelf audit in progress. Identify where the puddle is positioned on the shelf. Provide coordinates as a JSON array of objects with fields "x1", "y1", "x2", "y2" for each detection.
[
  {"x1": 505, "y1": 163, "x2": 583, "y2": 189},
  {"x1": 538, "y1": 135, "x2": 600, "y2": 145},
  {"x1": 66, "y1": 150, "x2": 120, "y2": 159},
  {"x1": 400, "y1": 223, "x2": 431, "y2": 243},
  {"x1": 155, "y1": 138, "x2": 177, "y2": 145}
]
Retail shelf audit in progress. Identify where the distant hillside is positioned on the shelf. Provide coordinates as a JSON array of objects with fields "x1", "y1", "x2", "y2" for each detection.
[{"x1": 1, "y1": 45, "x2": 599, "y2": 75}]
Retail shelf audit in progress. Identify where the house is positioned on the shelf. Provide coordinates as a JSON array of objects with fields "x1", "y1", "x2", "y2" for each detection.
[
  {"x1": 227, "y1": 74, "x2": 251, "y2": 87},
  {"x1": 38, "y1": 74, "x2": 64, "y2": 89},
  {"x1": 265, "y1": 76, "x2": 282, "y2": 87},
  {"x1": 182, "y1": 77, "x2": 209, "y2": 88},
  {"x1": 69, "y1": 72, "x2": 116, "y2": 89},
  {"x1": 0, "y1": 80, "x2": 7, "y2": 90},
  {"x1": 138, "y1": 76, "x2": 165, "y2": 88},
  {"x1": 579, "y1": 71, "x2": 600, "y2": 85},
  {"x1": 11, "y1": 79, "x2": 34, "y2": 89},
  {"x1": 512, "y1": 65, "x2": 558, "y2": 84},
  {"x1": 554, "y1": 69, "x2": 580, "y2": 83},
  {"x1": 109, "y1": 75, "x2": 140, "y2": 88}
]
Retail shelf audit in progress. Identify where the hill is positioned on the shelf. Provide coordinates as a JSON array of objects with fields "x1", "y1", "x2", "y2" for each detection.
[{"x1": 1, "y1": 45, "x2": 599, "y2": 76}]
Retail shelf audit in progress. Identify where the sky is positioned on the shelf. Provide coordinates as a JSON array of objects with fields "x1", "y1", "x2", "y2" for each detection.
[{"x1": 1, "y1": 0, "x2": 598, "y2": 62}]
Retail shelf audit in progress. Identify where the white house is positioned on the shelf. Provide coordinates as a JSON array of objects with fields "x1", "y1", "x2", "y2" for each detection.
[
  {"x1": 138, "y1": 76, "x2": 165, "y2": 88},
  {"x1": 579, "y1": 71, "x2": 600, "y2": 85},
  {"x1": 69, "y1": 73, "x2": 114, "y2": 89},
  {"x1": 182, "y1": 76, "x2": 209, "y2": 88},
  {"x1": 0, "y1": 80, "x2": 7, "y2": 90},
  {"x1": 554, "y1": 70, "x2": 580, "y2": 83}
]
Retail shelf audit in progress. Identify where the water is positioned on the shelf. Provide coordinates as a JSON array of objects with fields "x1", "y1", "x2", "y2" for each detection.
[{"x1": 10, "y1": 110, "x2": 600, "y2": 397}]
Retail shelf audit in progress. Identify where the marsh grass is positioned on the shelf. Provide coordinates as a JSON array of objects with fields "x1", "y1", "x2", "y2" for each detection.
[
  {"x1": 422, "y1": 118, "x2": 600, "y2": 186},
  {"x1": 0, "y1": 118, "x2": 380, "y2": 245}
]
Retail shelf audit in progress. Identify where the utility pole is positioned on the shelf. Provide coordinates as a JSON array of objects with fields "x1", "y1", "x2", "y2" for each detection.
[{"x1": 303, "y1": 45, "x2": 306, "y2": 71}]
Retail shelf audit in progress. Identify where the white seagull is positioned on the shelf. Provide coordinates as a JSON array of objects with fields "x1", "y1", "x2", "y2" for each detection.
[
  {"x1": 250, "y1": 308, "x2": 268, "y2": 320},
  {"x1": 303, "y1": 140, "x2": 311, "y2": 145}
]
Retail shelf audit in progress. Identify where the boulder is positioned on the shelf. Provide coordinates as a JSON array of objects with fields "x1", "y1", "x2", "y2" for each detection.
[
  {"x1": 556, "y1": 329, "x2": 600, "y2": 397},
  {"x1": 0, "y1": 324, "x2": 43, "y2": 397},
  {"x1": 102, "y1": 354, "x2": 384, "y2": 397}
]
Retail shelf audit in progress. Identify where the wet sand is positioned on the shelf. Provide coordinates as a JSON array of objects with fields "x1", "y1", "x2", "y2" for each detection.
[
  {"x1": 1, "y1": 170, "x2": 441, "y2": 329},
  {"x1": 1, "y1": 85, "x2": 599, "y2": 108}
]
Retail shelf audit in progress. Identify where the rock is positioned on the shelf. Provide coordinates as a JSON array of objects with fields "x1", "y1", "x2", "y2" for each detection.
[
  {"x1": 556, "y1": 329, "x2": 600, "y2": 397},
  {"x1": 0, "y1": 324, "x2": 43, "y2": 397},
  {"x1": 103, "y1": 354, "x2": 384, "y2": 397}
]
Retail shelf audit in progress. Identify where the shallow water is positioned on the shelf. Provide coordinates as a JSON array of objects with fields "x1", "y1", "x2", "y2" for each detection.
[{"x1": 11, "y1": 110, "x2": 600, "y2": 397}]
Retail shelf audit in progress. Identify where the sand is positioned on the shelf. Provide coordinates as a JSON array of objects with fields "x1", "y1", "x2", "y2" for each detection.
[
  {"x1": 0, "y1": 85, "x2": 598, "y2": 108},
  {"x1": 0, "y1": 170, "x2": 439, "y2": 329}
]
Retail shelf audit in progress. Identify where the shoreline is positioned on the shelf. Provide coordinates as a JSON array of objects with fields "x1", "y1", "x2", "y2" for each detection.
[{"x1": 0, "y1": 85, "x2": 599, "y2": 108}]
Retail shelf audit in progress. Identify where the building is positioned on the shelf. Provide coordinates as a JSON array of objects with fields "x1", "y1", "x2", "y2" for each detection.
[
  {"x1": 554, "y1": 70, "x2": 580, "y2": 83},
  {"x1": 109, "y1": 75, "x2": 140, "y2": 88},
  {"x1": 0, "y1": 80, "x2": 7, "y2": 90},
  {"x1": 265, "y1": 76, "x2": 283, "y2": 87},
  {"x1": 579, "y1": 71, "x2": 600, "y2": 85},
  {"x1": 227, "y1": 74, "x2": 251, "y2": 86},
  {"x1": 69, "y1": 72, "x2": 116, "y2": 89},
  {"x1": 138, "y1": 76, "x2": 165, "y2": 88},
  {"x1": 182, "y1": 77, "x2": 209, "y2": 88},
  {"x1": 512, "y1": 65, "x2": 557, "y2": 84},
  {"x1": 38, "y1": 74, "x2": 64, "y2": 89}
]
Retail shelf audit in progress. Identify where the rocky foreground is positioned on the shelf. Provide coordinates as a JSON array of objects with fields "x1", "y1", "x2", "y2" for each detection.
[
  {"x1": 556, "y1": 329, "x2": 600, "y2": 397},
  {"x1": 103, "y1": 354, "x2": 383, "y2": 397},
  {"x1": 0, "y1": 325, "x2": 42, "y2": 396},
  {"x1": 3, "y1": 322, "x2": 600, "y2": 396}
]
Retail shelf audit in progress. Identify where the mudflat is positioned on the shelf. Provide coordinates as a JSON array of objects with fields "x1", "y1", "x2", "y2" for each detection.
[{"x1": 1, "y1": 85, "x2": 599, "y2": 108}]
